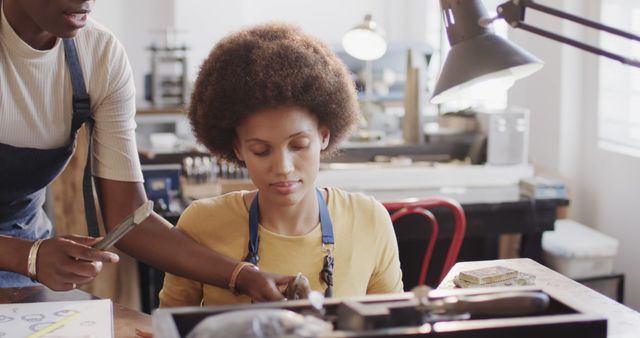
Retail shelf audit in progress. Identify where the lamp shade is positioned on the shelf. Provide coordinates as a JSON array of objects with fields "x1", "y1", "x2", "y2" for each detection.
[
  {"x1": 342, "y1": 14, "x2": 387, "y2": 61},
  {"x1": 431, "y1": 0, "x2": 543, "y2": 104}
]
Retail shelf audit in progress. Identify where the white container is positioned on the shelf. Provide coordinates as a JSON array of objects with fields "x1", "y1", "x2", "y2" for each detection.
[{"x1": 542, "y1": 219, "x2": 619, "y2": 279}]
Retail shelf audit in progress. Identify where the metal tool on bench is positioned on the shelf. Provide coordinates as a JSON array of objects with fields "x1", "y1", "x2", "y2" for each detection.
[{"x1": 337, "y1": 286, "x2": 550, "y2": 331}]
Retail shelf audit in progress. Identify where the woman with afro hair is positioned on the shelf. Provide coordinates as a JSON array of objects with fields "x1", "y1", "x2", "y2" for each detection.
[{"x1": 159, "y1": 23, "x2": 403, "y2": 307}]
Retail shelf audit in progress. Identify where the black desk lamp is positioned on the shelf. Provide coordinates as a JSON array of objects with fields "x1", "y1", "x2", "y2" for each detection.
[{"x1": 432, "y1": 0, "x2": 640, "y2": 104}]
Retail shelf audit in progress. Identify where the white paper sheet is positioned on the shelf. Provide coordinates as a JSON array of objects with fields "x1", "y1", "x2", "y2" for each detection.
[{"x1": 0, "y1": 299, "x2": 113, "y2": 338}]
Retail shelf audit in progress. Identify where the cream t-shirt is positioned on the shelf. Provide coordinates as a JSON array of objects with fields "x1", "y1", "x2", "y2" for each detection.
[
  {"x1": 0, "y1": 3, "x2": 142, "y2": 182},
  {"x1": 159, "y1": 187, "x2": 403, "y2": 307}
]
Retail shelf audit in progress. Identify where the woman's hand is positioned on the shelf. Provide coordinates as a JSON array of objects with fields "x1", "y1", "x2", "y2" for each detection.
[
  {"x1": 35, "y1": 235, "x2": 119, "y2": 291},
  {"x1": 284, "y1": 273, "x2": 311, "y2": 300},
  {"x1": 235, "y1": 267, "x2": 310, "y2": 302}
]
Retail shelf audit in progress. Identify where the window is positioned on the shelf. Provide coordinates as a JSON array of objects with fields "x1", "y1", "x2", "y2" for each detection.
[{"x1": 598, "y1": 0, "x2": 640, "y2": 157}]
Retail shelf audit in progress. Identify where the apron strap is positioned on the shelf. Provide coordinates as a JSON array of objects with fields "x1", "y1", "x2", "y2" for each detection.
[
  {"x1": 316, "y1": 188, "x2": 334, "y2": 297},
  {"x1": 63, "y1": 39, "x2": 92, "y2": 135},
  {"x1": 245, "y1": 196, "x2": 260, "y2": 265},
  {"x1": 63, "y1": 39, "x2": 100, "y2": 238},
  {"x1": 316, "y1": 188, "x2": 334, "y2": 245},
  {"x1": 244, "y1": 188, "x2": 335, "y2": 296}
]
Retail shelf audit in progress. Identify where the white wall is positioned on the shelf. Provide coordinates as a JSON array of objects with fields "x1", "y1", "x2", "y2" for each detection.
[
  {"x1": 92, "y1": 0, "x2": 430, "y2": 103},
  {"x1": 92, "y1": 0, "x2": 175, "y2": 103},
  {"x1": 509, "y1": 0, "x2": 640, "y2": 310}
]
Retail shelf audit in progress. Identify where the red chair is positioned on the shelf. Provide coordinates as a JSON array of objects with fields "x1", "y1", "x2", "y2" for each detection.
[{"x1": 383, "y1": 197, "x2": 466, "y2": 286}]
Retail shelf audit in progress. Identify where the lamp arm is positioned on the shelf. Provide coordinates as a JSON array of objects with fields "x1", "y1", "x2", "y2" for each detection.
[
  {"x1": 497, "y1": 0, "x2": 640, "y2": 68},
  {"x1": 519, "y1": 0, "x2": 640, "y2": 41},
  {"x1": 516, "y1": 22, "x2": 640, "y2": 68}
]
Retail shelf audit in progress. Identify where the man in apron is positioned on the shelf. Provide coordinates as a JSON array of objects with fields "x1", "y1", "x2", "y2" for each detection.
[{"x1": 0, "y1": 0, "x2": 295, "y2": 300}]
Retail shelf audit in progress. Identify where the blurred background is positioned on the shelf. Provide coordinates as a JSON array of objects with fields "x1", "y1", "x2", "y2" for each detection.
[{"x1": 47, "y1": 0, "x2": 640, "y2": 312}]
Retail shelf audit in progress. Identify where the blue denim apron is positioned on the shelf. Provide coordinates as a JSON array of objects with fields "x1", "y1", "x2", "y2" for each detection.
[
  {"x1": 245, "y1": 188, "x2": 336, "y2": 297},
  {"x1": 0, "y1": 39, "x2": 98, "y2": 287}
]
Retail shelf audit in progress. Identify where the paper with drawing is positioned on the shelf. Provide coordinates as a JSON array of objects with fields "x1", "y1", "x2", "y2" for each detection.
[{"x1": 0, "y1": 299, "x2": 112, "y2": 338}]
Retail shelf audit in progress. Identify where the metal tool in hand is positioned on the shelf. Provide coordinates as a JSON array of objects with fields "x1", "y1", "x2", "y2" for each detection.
[
  {"x1": 285, "y1": 272, "x2": 311, "y2": 300},
  {"x1": 93, "y1": 200, "x2": 154, "y2": 250}
]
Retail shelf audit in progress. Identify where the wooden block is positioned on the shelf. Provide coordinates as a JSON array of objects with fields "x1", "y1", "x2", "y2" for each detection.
[{"x1": 458, "y1": 266, "x2": 518, "y2": 285}]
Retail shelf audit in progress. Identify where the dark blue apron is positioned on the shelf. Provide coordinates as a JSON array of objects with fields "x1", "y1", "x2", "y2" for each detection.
[
  {"x1": 0, "y1": 39, "x2": 99, "y2": 287},
  {"x1": 245, "y1": 188, "x2": 336, "y2": 297}
]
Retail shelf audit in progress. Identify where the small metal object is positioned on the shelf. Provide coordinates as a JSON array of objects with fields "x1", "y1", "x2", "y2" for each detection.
[
  {"x1": 93, "y1": 201, "x2": 154, "y2": 250},
  {"x1": 285, "y1": 272, "x2": 311, "y2": 300}
]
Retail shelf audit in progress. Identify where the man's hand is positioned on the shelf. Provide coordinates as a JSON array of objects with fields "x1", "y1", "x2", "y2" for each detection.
[
  {"x1": 35, "y1": 235, "x2": 119, "y2": 291},
  {"x1": 234, "y1": 267, "x2": 311, "y2": 302}
]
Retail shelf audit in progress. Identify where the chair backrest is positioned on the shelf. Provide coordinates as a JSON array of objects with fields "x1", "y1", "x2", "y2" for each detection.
[{"x1": 383, "y1": 197, "x2": 466, "y2": 286}]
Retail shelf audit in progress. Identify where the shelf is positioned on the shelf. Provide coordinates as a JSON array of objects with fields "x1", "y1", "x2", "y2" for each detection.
[{"x1": 136, "y1": 104, "x2": 186, "y2": 115}]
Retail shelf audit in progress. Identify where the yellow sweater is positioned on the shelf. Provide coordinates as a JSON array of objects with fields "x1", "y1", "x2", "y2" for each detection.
[{"x1": 159, "y1": 187, "x2": 403, "y2": 307}]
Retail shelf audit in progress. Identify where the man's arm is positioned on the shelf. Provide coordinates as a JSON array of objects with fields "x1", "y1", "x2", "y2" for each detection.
[
  {"x1": 0, "y1": 235, "x2": 119, "y2": 291},
  {"x1": 95, "y1": 177, "x2": 292, "y2": 301},
  {"x1": 0, "y1": 237, "x2": 31, "y2": 277}
]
